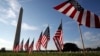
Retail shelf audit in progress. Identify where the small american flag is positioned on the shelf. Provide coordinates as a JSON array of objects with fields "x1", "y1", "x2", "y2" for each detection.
[
  {"x1": 36, "y1": 32, "x2": 42, "y2": 51},
  {"x1": 24, "y1": 38, "x2": 29, "y2": 51},
  {"x1": 41, "y1": 26, "x2": 50, "y2": 49},
  {"x1": 20, "y1": 39, "x2": 24, "y2": 51},
  {"x1": 29, "y1": 39, "x2": 34, "y2": 53},
  {"x1": 54, "y1": 0, "x2": 100, "y2": 28},
  {"x1": 13, "y1": 43, "x2": 19, "y2": 52},
  {"x1": 53, "y1": 21, "x2": 63, "y2": 51}
]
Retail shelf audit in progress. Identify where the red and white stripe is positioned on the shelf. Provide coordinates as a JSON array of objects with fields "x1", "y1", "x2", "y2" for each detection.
[
  {"x1": 53, "y1": 37, "x2": 61, "y2": 51},
  {"x1": 24, "y1": 39, "x2": 29, "y2": 51},
  {"x1": 36, "y1": 32, "x2": 42, "y2": 51},
  {"x1": 29, "y1": 40, "x2": 34, "y2": 53},
  {"x1": 36, "y1": 41, "x2": 41, "y2": 51},
  {"x1": 53, "y1": 30, "x2": 63, "y2": 51},
  {"x1": 13, "y1": 44, "x2": 19, "y2": 52},
  {"x1": 41, "y1": 35, "x2": 49, "y2": 48},
  {"x1": 36, "y1": 38, "x2": 41, "y2": 51},
  {"x1": 19, "y1": 40, "x2": 24, "y2": 51},
  {"x1": 54, "y1": 1, "x2": 100, "y2": 28}
]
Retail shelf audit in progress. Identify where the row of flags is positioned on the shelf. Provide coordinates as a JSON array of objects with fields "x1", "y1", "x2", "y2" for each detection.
[
  {"x1": 13, "y1": 21, "x2": 63, "y2": 53},
  {"x1": 36, "y1": 21, "x2": 63, "y2": 51},
  {"x1": 13, "y1": 0, "x2": 100, "y2": 53},
  {"x1": 13, "y1": 38, "x2": 34, "y2": 53},
  {"x1": 13, "y1": 1, "x2": 64, "y2": 53},
  {"x1": 12, "y1": 6, "x2": 64, "y2": 52}
]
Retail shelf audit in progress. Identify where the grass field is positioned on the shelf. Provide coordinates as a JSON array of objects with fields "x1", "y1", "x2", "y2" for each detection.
[{"x1": 0, "y1": 52, "x2": 100, "y2": 56}]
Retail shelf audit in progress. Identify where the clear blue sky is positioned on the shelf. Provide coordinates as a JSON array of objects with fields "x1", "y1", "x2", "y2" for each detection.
[{"x1": 0, "y1": 0, "x2": 100, "y2": 50}]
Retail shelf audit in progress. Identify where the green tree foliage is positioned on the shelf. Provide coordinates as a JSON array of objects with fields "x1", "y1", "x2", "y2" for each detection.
[{"x1": 63, "y1": 43, "x2": 79, "y2": 52}]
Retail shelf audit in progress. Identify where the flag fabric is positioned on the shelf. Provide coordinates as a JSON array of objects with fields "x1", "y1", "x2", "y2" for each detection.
[
  {"x1": 53, "y1": 21, "x2": 63, "y2": 51},
  {"x1": 36, "y1": 32, "x2": 42, "y2": 51},
  {"x1": 20, "y1": 39, "x2": 24, "y2": 51},
  {"x1": 41, "y1": 26, "x2": 50, "y2": 49},
  {"x1": 13, "y1": 43, "x2": 19, "y2": 52},
  {"x1": 54, "y1": 0, "x2": 100, "y2": 28},
  {"x1": 24, "y1": 38, "x2": 29, "y2": 51},
  {"x1": 29, "y1": 39, "x2": 34, "y2": 53}
]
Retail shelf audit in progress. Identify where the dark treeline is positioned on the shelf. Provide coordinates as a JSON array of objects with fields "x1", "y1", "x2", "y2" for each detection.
[
  {"x1": 85, "y1": 47, "x2": 100, "y2": 51},
  {"x1": 63, "y1": 43, "x2": 100, "y2": 52},
  {"x1": 0, "y1": 43, "x2": 100, "y2": 52}
]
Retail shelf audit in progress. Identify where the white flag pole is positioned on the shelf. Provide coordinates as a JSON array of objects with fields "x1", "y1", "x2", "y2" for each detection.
[{"x1": 77, "y1": 23, "x2": 86, "y2": 56}]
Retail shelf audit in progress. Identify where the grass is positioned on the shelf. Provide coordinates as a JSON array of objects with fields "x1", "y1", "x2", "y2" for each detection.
[{"x1": 0, "y1": 51, "x2": 100, "y2": 56}]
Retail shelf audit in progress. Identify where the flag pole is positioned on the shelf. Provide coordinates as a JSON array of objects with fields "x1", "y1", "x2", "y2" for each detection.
[
  {"x1": 46, "y1": 24, "x2": 49, "y2": 54},
  {"x1": 77, "y1": 23, "x2": 86, "y2": 56}
]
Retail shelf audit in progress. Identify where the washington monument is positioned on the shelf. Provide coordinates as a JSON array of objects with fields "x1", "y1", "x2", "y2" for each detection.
[{"x1": 13, "y1": 7, "x2": 23, "y2": 51}]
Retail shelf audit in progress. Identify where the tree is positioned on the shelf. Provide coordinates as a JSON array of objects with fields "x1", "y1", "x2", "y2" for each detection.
[
  {"x1": 96, "y1": 47, "x2": 100, "y2": 51},
  {"x1": 63, "y1": 43, "x2": 79, "y2": 52},
  {"x1": 0, "y1": 47, "x2": 6, "y2": 52}
]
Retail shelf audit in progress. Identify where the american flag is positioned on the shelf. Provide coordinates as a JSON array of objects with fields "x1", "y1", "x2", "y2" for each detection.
[
  {"x1": 24, "y1": 38, "x2": 29, "y2": 51},
  {"x1": 53, "y1": 21, "x2": 63, "y2": 51},
  {"x1": 20, "y1": 39, "x2": 24, "y2": 51},
  {"x1": 41, "y1": 26, "x2": 50, "y2": 49},
  {"x1": 54, "y1": 0, "x2": 100, "y2": 28},
  {"x1": 36, "y1": 32, "x2": 42, "y2": 51},
  {"x1": 13, "y1": 43, "x2": 19, "y2": 52},
  {"x1": 29, "y1": 39, "x2": 34, "y2": 53}
]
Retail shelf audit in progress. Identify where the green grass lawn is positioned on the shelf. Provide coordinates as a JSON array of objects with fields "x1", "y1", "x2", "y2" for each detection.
[{"x1": 0, "y1": 52, "x2": 100, "y2": 56}]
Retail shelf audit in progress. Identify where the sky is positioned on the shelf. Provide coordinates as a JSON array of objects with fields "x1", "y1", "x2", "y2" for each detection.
[{"x1": 0, "y1": 0, "x2": 100, "y2": 50}]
